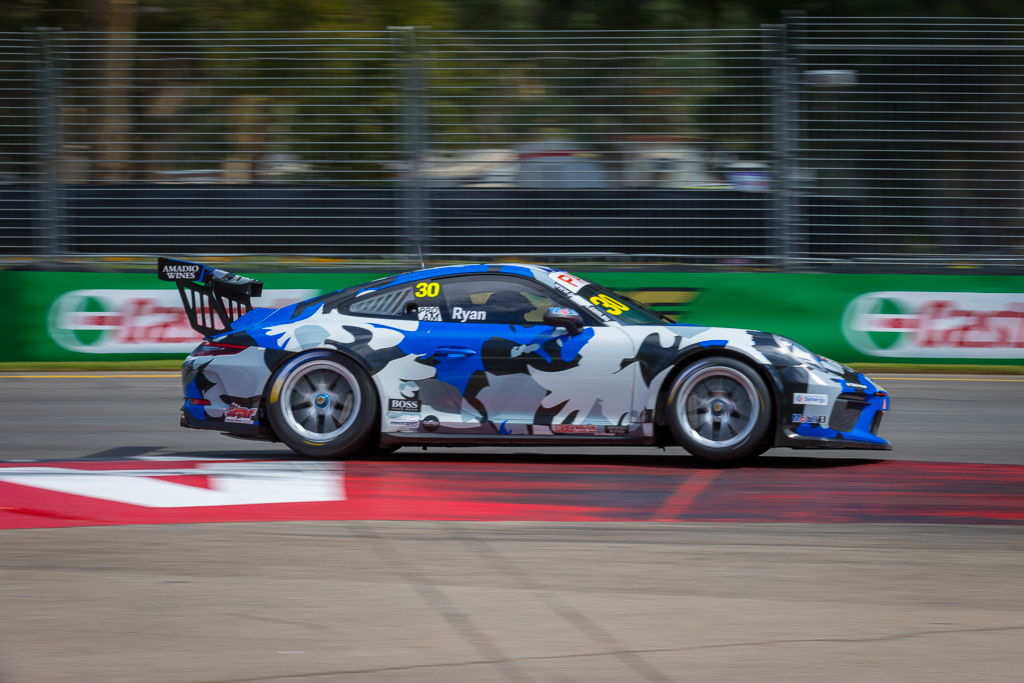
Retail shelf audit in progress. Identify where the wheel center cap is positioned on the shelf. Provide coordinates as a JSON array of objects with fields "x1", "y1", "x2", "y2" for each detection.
[{"x1": 314, "y1": 393, "x2": 330, "y2": 410}]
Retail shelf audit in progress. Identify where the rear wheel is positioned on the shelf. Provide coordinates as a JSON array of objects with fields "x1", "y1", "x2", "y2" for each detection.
[
  {"x1": 666, "y1": 356, "x2": 772, "y2": 466},
  {"x1": 266, "y1": 351, "x2": 377, "y2": 459}
]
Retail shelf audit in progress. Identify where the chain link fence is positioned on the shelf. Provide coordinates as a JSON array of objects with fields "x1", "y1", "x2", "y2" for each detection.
[
  {"x1": 791, "y1": 16, "x2": 1024, "y2": 269},
  {"x1": 1, "y1": 17, "x2": 1022, "y2": 270}
]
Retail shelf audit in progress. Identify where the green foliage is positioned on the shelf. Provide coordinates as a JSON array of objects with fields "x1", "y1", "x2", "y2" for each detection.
[
  {"x1": 144, "y1": 0, "x2": 456, "y2": 32},
  {"x1": 6, "y1": 1, "x2": 1024, "y2": 185},
  {"x1": 5, "y1": 0, "x2": 1023, "y2": 34}
]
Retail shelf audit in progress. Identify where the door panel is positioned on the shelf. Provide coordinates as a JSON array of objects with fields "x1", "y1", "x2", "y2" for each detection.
[
  {"x1": 410, "y1": 322, "x2": 638, "y2": 433},
  {"x1": 377, "y1": 273, "x2": 639, "y2": 436}
]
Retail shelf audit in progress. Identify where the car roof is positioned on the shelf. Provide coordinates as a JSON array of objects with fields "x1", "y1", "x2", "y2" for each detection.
[{"x1": 357, "y1": 263, "x2": 559, "y2": 294}]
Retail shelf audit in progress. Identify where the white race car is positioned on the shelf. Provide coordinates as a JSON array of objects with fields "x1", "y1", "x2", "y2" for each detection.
[{"x1": 159, "y1": 259, "x2": 891, "y2": 465}]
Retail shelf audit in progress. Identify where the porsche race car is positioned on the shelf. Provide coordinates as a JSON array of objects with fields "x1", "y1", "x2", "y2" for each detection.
[{"x1": 158, "y1": 259, "x2": 891, "y2": 465}]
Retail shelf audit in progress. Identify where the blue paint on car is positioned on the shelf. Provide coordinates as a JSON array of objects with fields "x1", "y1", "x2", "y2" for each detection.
[
  {"x1": 560, "y1": 327, "x2": 595, "y2": 362},
  {"x1": 498, "y1": 264, "x2": 536, "y2": 278}
]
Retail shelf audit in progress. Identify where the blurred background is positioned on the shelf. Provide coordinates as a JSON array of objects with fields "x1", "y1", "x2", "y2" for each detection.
[
  {"x1": 2, "y1": 11, "x2": 1023, "y2": 680},
  {"x1": 1, "y1": 1, "x2": 1023, "y2": 269}
]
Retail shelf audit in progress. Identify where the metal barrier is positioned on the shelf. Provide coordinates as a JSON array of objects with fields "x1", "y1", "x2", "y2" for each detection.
[
  {"x1": 790, "y1": 16, "x2": 1024, "y2": 268},
  {"x1": 0, "y1": 18, "x2": 1022, "y2": 270}
]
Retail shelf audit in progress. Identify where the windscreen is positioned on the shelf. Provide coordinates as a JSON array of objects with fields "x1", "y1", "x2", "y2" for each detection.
[{"x1": 577, "y1": 283, "x2": 672, "y2": 325}]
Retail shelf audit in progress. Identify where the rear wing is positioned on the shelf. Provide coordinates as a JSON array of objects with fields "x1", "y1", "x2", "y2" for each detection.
[{"x1": 157, "y1": 257, "x2": 264, "y2": 337}]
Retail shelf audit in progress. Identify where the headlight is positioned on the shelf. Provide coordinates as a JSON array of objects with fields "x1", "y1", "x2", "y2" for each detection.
[
  {"x1": 774, "y1": 334, "x2": 852, "y2": 375},
  {"x1": 817, "y1": 355, "x2": 849, "y2": 375},
  {"x1": 772, "y1": 334, "x2": 822, "y2": 366}
]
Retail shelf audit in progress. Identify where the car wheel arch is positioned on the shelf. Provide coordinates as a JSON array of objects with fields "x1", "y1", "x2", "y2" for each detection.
[
  {"x1": 652, "y1": 347, "x2": 782, "y2": 433},
  {"x1": 261, "y1": 347, "x2": 384, "y2": 455}
]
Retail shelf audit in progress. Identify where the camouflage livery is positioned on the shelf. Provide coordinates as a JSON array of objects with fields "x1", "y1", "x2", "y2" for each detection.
[{"x1": 170, "y1": 262, "x2": 891, "y2": 456}]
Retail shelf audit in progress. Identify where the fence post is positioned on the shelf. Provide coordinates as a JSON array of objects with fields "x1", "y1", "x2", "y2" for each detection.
[
  {"x1": 392, "y1": 26, "x2": 429, "y2": 264},
  {"x1": 34, "y1": 27, "x2": 64, "y2": 258},
  {"x1": 768, "y1": 16, "x2": 801, "y2": 270}
]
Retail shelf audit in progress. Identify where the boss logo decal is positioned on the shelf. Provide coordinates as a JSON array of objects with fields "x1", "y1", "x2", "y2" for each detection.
[{"x1": 388, "y1": 398, "x2": 421, "y2": 412}]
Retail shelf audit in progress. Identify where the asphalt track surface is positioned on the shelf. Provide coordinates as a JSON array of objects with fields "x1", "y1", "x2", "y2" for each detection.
[{"x1": 1, "y1": 373, "x2": 1023, "y2": 682}]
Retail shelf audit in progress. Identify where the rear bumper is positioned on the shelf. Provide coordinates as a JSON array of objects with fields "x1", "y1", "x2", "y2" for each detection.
[
  {"x1": 179, "y1": 347, "x2": 276, "y2": 439},
  {"x1": 179, "y1": 407, "x2": 271, "y2": 439}
]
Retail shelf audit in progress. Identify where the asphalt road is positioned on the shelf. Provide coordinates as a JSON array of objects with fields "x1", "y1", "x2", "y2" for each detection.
[
  {"x1": 1, "y1": 373, "x2": 1023, "y2": 682},
  {"x1": 0, "y1": 373, "x2": 1021, "y2": 464}
]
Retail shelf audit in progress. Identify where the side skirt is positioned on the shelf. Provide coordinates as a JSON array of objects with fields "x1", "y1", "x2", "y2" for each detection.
[{"x1": 381, "y1": 433, "x2": 654, "y2": 448}]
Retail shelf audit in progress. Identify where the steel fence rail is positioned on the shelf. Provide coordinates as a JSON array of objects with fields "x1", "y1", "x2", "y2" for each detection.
[
  {"x1": 0, "y1": 32, "x2": 44, "y2": 255},
  {"x1": 56, "y1": 30, "x2": 407, "y2": 255},
  {"x1": 418, "y1": 29, "x2": 773, "y2": 261},
  {"x1": 791, "y1": 16, "x2": 1024, "y2": 267},
  {"x1": 0, "y1": 18, "x2": 1020, "y2": 270}
]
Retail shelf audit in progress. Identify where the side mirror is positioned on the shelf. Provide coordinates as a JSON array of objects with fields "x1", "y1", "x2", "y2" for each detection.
[{"x1": 543, "y1": 306, "x2": 584, "y2": 335}]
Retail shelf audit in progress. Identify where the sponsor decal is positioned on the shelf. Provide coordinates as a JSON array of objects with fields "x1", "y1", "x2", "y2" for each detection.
[
  {"x1": 158, "y1": 262, "x2": 201, "y2": 281},
  {"x1": 388, "y1": 398, "x2": 421, "y2": 412},
  {"x1": 421, "y1": 415, "x2": 440, "y2": 432},
  {"x1": 791, "y1": 413, "x2": 827, "y2": 425},
  {"x1": 547, "y1": 306, "x2": 577, "y2": 317},
  {"x1": 548, "y1": 271, "x2": 589, "y2": 293},
  {"x1": 510, "y1": 342, "x2": 540, "y2": 358},
  {"x1": 794, "y1": 393, "x2": 829, "y2": 406},
  {"x1": 388, "y1": 415, "x2": 420, "y2": 430},
  {"x1": 604, "y1": 425, "x2": 630, "y2": 435},
  {"x1": 452, "y1": 306, "x2": 487, "y2": 322},
  {"x1": 47, "y1": 289, "x2": 317, "y2": 354},
  {"x1": 416, "y1": 305, "x2": 442, "y2": 322},
  {"x1": 223, "y1": 403, "x2": 257, "y2": 424},
  {"x1": 843, "y1": 291, "x2": 1024, "y2": 359},
  {"x1": 552, "y1": 423, "x2": 598, "y2": 435}
]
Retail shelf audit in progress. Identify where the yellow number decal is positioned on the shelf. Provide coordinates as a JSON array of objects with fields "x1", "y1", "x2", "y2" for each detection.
[
  {"x1": 589, "y1": 293, "x2": 630, "y2": 316},
  {"x1": 415, "y1": 282, "x2": 440, "y2": 298}
]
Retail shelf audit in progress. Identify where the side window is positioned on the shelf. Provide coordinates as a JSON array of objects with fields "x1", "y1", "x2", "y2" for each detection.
[
  {"x1": 344, "y1": 285, "x2": 416, "y2": 319},
  {"x1": 409, "y1": 279, "x2": 444, "y2": 321},
  {"x1": 435, "y1": 275, "x2": 580, "y2": 325}
]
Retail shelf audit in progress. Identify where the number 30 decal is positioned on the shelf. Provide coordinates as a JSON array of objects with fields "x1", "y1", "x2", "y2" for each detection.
[
  {"x1": 415, "y1": 282, "x2": 440, "y2": 298},
  {"x1": 589, "y1": 293, "x2": 630, "y2": 316}
]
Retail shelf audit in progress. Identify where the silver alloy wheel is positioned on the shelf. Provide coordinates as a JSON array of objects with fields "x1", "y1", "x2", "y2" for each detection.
[
  {"x1": 675, "y1": 365, "x2": 761, "y2": 449},
  {"x1": 278, "y1": 359, "x2": 360, "y2": 442}
]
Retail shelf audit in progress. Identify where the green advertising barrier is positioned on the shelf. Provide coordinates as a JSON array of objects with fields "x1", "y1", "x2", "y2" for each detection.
[
  {"x1": 0, "y1": 270, "x2": 377, "y2": 363},
  {"x1": 592, "y1": 272, "x2": 1024, "y2": 366},
  {"x1": 2, "y1": 268, "x2": 1022, "y2": 365}
]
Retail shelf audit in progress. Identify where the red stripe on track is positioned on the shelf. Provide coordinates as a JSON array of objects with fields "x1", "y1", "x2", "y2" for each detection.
[
  {"x1": 650, "y1": 469, "x2": 723, "y2": 521},
  {"x1": 2, "y1": 457, "x2": 1023, "y2": 529}
]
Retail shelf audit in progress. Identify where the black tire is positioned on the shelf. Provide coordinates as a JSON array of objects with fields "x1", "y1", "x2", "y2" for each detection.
[
  {"x1": 265, "y1": 350, "x2": 377, "y2": 459},
  {"x1": 666, "y1": 356, "x2": 772, "y2": 466}
]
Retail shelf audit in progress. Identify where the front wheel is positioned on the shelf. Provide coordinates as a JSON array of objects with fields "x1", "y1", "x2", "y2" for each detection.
[
  {"x1": 666, "y1": 357, "x2": 772, "y2": 466},
  {"x1": 265, "y1": 351, "x2": 377, "y2": 459}
]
